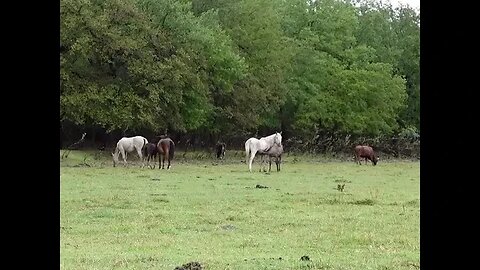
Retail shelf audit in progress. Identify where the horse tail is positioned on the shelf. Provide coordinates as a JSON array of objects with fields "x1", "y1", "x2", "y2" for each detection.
[
  {"x1": 169, "y1": 140, "x2": 175, "y2": 160},
  {"x1": 142, "y1": 143, "x2": 148, "y2": 159},
  {"x1": 245, "y1": 140, "x2": 250, "y2": 163}
]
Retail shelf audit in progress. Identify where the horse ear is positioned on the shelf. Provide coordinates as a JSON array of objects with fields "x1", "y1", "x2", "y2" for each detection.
[{"x1": 279, "y1": 131, "x2": 282, "y2": 134}]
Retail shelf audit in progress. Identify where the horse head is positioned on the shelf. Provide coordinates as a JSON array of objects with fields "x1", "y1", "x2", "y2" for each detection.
[
  {"x1": 274, "y1": 131, "x2": 283, "y2": 146},
  {"x1": 112, "y1": 152, "x2": 118, "y2": 167},
  {"x1": 373, "y1": 156, "x2": 379, "y2": 165}
]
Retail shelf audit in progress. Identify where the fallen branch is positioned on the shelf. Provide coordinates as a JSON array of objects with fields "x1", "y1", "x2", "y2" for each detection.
[{"x1": 61, "y1": 133, "x2": 87, "y2": 159}]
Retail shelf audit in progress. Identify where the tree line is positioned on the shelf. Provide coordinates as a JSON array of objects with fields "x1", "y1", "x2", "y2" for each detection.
[{"x1": 60, "y1": 0, "x2": 420, "y2": 155}]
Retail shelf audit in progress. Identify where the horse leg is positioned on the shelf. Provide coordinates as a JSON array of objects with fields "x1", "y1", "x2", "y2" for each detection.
[
  {"x1": 259, "y1": 155, "x2": 263, "y2": 172},
  {"x1": 249, "y1": 149, "x2": 256, "y2": 172},
  {"x1": 121, "y1": 150, "x2": 127, "y2": 167},
  {"x1": 263, "y1": 155, "x2": 268, "y2": 172},
  {"x1": 245, "y1": 141, "x2": 250, "y2": 167},
  {"x1": 258, "y1": 155, "x2": 263, "y2": 172},
  {"x1": 143, "y1": 153, "x2": 148, "y2": 168},
  {"x1": 165, "y1": 150, "x2": 170, "y2": 170},
  {"x1": 268, "y1": 156, "x2": 272, "y2": 172},
  {"x1": 149, "y1": 155, "x2": 155, "y2": 169},
  {"x1": 136, "y1": 147, "x2": 144, "y2": 168},
  {"x1": 263, "y1": 155, "x2": 267, "y2": 172}
]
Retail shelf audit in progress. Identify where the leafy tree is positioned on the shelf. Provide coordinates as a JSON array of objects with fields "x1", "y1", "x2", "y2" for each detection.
[
  {"x1": 61, "y1": 0, "x2": 176, "y2": 132},
  {"x1": 60, "y1": 0, "x2": 419, "y2": 150},
  {"x1": 192, "y1": 0, "x2": 290, "y2": 134},
  {"x1": 61, "y1": 0, "x2": 246, "y2": 134},
  {"x1": 354, "y1": 0, "x2": 420, "y2": 129},
  {"x1": 279, "y1": 0, "x2": 407, "y2": 139},
  {"x1": 295, "y1": 62, "x2": 406, "y2": 137}
]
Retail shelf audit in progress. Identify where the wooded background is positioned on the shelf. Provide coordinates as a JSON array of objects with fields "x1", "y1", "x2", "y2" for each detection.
[{"x1": 60, "y1": 0, "x2": 419, "y2": 157}]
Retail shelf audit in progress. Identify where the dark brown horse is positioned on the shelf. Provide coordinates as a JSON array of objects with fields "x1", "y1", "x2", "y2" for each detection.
[
  {"x1": 142, "y1": 143, "x2": 158, "y2": 169},
  {"x1": 157, "y1": 138, "x2": 175, "y2": 169},
  {"x1": 216, "y1": 142, "x2": 226, "y2": 159}
]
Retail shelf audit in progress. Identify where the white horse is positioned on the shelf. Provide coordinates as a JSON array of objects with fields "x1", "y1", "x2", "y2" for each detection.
[
  {"x1": 112, "y1": 136, "x2": 148, "y2": 167},
  {"x1": 245, "y1": 132, "x2": 282, "y2": 172}
]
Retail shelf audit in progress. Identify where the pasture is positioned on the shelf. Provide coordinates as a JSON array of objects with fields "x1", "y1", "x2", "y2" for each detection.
[{"x1": 60, "y1": 150, "x2": 419, "y2": 270}]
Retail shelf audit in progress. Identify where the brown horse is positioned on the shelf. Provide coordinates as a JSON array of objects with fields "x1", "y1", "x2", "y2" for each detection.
[
  {"x1": 354, "y1": 145, "x2": 379, "y2": 165},
  {"x1": 157, "y1": 138, "x2": 175, "y2": 169}
]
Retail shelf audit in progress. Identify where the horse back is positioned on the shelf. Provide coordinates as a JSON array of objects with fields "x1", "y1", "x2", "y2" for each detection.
[
  {"x1": 133, "y1": 136, "x2": 148, "y2": 148},
  {"x1": 118, "y1": 136, "x2": 147, "y2": 151},
  {"x1": 355, "y1": 145, "x2": 375, "y2": 158},
  {"x1": 143, "y1": 143, "x2": 157, "y2": 156},
  {"x1": 157, "y1": 138, "x2": 174, "y2": 154}
]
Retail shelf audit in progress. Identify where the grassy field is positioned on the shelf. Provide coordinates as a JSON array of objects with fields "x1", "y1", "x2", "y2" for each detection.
[{"x1": 60, "y1": 150, "x2": 420, "y2": 270}]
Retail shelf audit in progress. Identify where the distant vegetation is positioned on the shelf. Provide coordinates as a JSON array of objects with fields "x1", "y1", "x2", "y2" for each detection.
[{"x1": 60, "y1": 0, "x2": 419, "y2": 154}]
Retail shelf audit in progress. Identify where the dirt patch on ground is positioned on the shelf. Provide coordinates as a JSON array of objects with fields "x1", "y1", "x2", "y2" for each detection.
[
  {"x1": 300, "y1": 255, "x2": 310, "y2": 261},
  {"x1": 220, "y1": 224, "x2": 236, "y2": 231},
  {"x1": 174, "y1": 261, "x2": 202, "y2": 270}
]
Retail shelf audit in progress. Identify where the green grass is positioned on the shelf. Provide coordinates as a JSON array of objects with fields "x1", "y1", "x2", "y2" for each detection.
[{"x1": 60, "y1": 150, "x2": 419, "y2": 270}]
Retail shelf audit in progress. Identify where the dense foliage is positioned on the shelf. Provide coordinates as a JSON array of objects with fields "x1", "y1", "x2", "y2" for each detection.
[{"x1": 61, "y1": 0, "x2": 420, "y2": 148}]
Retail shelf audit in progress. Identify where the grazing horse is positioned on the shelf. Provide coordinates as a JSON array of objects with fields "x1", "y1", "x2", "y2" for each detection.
[
  {"x1": 142, "y1": 143, "x2": 158, "y2": 169},
  {"x1": 354, "y1": 145, "x2": 379, "y2": 165},
  {"x1": 157, "y1": 138, "x2": 175, "y2": 170},
  {"x1": 245, "y1": 132, "x2": 282, "y2": 172},
  {"x1": 112, "y1": 136, "x2": 148, "y2": 167},
  {"x1": 216, "y1": 142, "x2": 226, "y2": 159}
]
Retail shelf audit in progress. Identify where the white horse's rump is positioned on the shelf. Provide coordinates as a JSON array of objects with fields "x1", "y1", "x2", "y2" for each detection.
[
  {"x1": 112, "y1": 136, "x2": 148, "y2": 167},
  {"x1": 245, "y1": 132, "x2": 282, "y2": 172}
]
